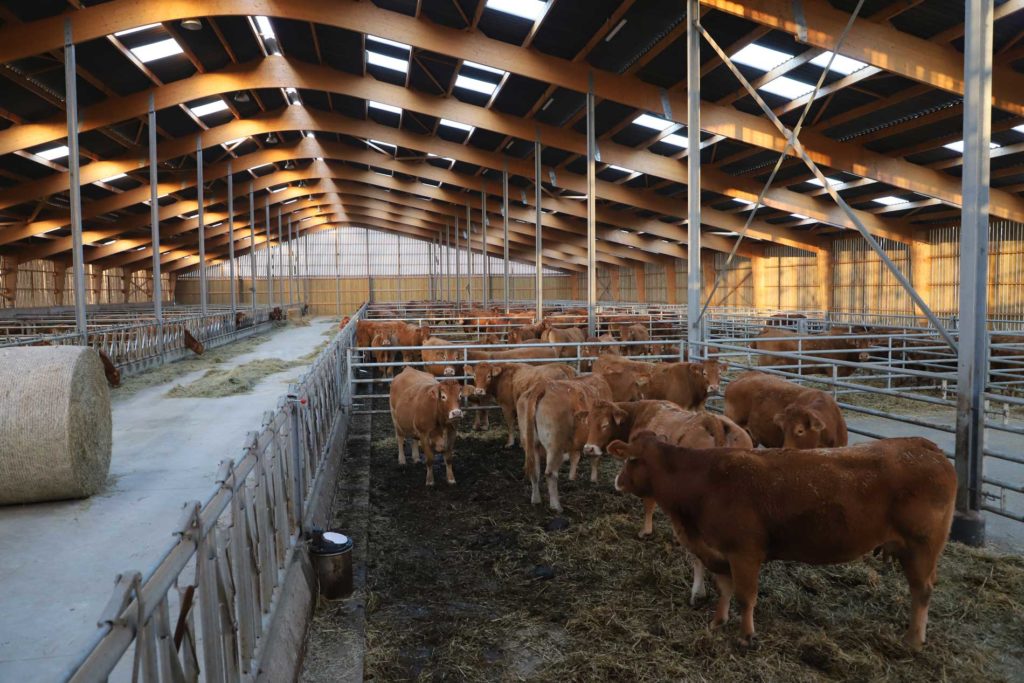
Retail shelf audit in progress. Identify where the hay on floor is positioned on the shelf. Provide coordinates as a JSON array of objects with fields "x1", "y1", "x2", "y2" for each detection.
[{"x1": 165, "y1": 358, "x2": 301, "y2": 398}]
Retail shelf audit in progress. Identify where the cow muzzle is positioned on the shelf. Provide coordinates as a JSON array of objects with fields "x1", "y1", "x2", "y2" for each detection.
[
  {"x1": 448, "y1": 408, "x2": 463, "y2": 420},
  {"x1": 443, "y1": 367, "x2": 456, "y2": 376},
  {"x1": 474, "y1": 387, "x2": 486, "y2": 396},
  {"x1": 858, "y1": 351, "x2": 870, "y2": 362},
  {"x1": 583, "y1": 443, "x2": 601, "y2": 457}
]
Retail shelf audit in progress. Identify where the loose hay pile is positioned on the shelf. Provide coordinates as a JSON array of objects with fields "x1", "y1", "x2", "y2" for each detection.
[
  {"x1": 348, "y1": 410, "x2": 1024, "y2": 682},
  {"x1": 0, "y1": 346, "x2": 112, "y2": 504},
  {"x1": 117, "y1": 334, "x2": 273, "y2": 395},
  {"x1": 166, "y1": 357, "x2": 301, "y2": 398}
]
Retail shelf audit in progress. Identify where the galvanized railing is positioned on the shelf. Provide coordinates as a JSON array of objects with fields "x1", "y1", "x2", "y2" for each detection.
[{"x1": 65, "y1": 306, "x2": 363, "y2": 682}]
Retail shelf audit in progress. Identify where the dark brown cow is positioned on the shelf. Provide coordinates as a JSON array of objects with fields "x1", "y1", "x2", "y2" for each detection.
[
  {"x1": 752, "y1": 327, "x2": 871, "y2": 377},
  {"x1": 235, "y1": 312, "x2": 253, "y2": 329},
  {"x1": 269, "y1": 307, "x2": 284, "y2": 321},
  {"x1": 517, "y1": 374, "x2": 613, "y2": 511},
  {"x1": 389, "y1": 367, "x2": 463, "y2": 486},
  {"x1": 183, "y1": 330, "x2": 204, "y2": 356},
  {"x1": 98, "y1": 349, "x2": 121, "y2": 388},
  {"x1": 508, "y1": 321, "x2": 545, "y2": 344},
  {"x1": 609, "y1": 433, "x2": 956, "y2": 650},
  {"x1": 613, "y1": 323, "x2": 651, "y2": 356},
  {"x1": 465, "y1": 361, "x2": 576, "y2": 447},
  {"x1": 724, "y1": 371, "x2": 847, "y2": 448}
]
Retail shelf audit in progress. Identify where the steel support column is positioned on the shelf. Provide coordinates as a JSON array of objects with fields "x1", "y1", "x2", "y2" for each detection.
[
  {"x1": 265, "y1": 196, "x2": 272, "y2": 308},
  {"x1": 397, "y1": 235, "x2": 403, "y2": 303},
  {"x1": 466, "y1": 203, "x2": 473, "y2": 304},
  {"x1": 364, "y1": 227, "x2": 373, "y2": 304},
  {"x1": 334, "y1": 228, "x2": 341, "y2": 316},
  {"x1": 534, "y1": 138, "x2": 543, "y2": 321},
  {"x1": 586, "y1": 74, "x2": 597, "y2": 337},
  {"x1": 227, "y1": 161, "x2": 236, "y2": 321},
  {"x1": 303, "y1": 230, "x2": 311, "y2": 305},
  {"x1": 196, "y1": 137, "x2": 207, "y2": 316},
  {"x1": 445, "y1": 223, "x2": 451, "y2": 302},
  {"x1": 952, "y1": 0, "x2": 994, "y2": 546},
  {"x1": 248, "y1": 183, "x2": 256, "y2": 313},
  {"x1": 288, "y1": 216, "x2": 295, "y2": 306},
  {"x1": 502, "y1": 166, "x2": 510, "y2": 312},
  {"x1": 455, "y1": 216, "x2": 461, "y2": 309},
  {"x1": 686, "y1": 0, "x2": 703, "y2": 361},
  {"x1": 64, "y1": 21, "x2": 87, "y2": 345},
  {"x1": 481, "y1": 187, "x2": 489, "y2": 307},
  {"x1": 277, "y1": 206, "x2": 284, "y2": 305},
  {"x1": 147, "y1": 92, "x2": 163, "y2": 351}
]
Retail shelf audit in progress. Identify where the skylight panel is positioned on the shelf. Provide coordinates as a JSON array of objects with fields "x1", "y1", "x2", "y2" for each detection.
[
  {"x1": 455, "y1": 74, "x2": 498, "y2": 95},
  {"x1": 368, "y1": 101, "x2": 402, "y2": 115},
  {"x1": 130, "y1": 38, "x2": 183, "y2": 63},
  {"x1": 369, "y1": 139, "x2": 397, "y2": 153},
  {"x1": 807, "y1": 176, "x2": 842, "y2": 188},
  {"x1": 283, "y1": 198, "x2": 298, "y2": 205},
  {"x1": 485, "y1": 0, "x2": 546, "y2": 20},
  {"x1": 1014, "y1": 124, "x2": 1024, "y2": 135},
  {"x1": 463, "y1": 60, "x2": 505, "y2": 76},
  {"x1": 943, "y1": 139, "x2": 1000, "y2": 153},
  {"x1": 791, "y1": 213, "x2": 810, "y2": 219},
  {"x1": 809, "y1": 51, "x2": 867, "y2": 76},
  {"x1": 873, "y1": 196, "x2": 908, "y2": 206},
  {"x1": 633, "y1": 113, "x2": 673, "y2": 131},
  {"x1": 759, "y1": 76, "x2": 814, "y2": 100},
  {"x1": 268, "y1": 185, "x2": 287, "y2": 193},
  {"x1": 439, "y1": 118, "x2": 474, "y2": 133},
  {"x1": 660, "y1": 133, "x2": 688, "y2": 149},
  {"x1": 608, "y1": 165, "x2": 635, "y2": 173},
  {"x1": 254, "y1": 16, "x2": 276, "y2": 39},
  {"x1": 190, "y1": 100, "x2": 230, "y2": 118},
  {"x1": 36, "y1": 145, "x2": 69, "y2": 161},
  {"x1": 97, "y1": 172, "x2": 127, "y2": 183},
  {"x1": 114, "y1": 23, "x2": 160, "y2": 37},
  {"x1": 731, "y1": 43, "x2": 794, "y2": 71},
  {"x1": 367, "y1": 51, "x2": 409, "y2": 73},
  {"x1": 366, "y1": 35, "x2": 410, "y2": 51},
  {"x1": 733, "y1": 198, "x2": 755, "y2": 206}
]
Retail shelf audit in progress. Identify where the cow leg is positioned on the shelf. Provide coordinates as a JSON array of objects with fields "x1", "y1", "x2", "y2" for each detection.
[
  {"x1": 472, "y1": 408, "x2": 483, "y2": 431},
  {"x1": 898, "y1": 548, "x2": 936, "y2": 651},
  {"x1": 710, "y1": 572, "x2": 733, "y2": 630},
  {"x1": 502, "y1": 404, "x2": 516, "y2": 447},
  {"x1": 545, "y1": 452, "x2": 567, "y2": 513},
  {"x1": 422, "y1": 440, "x2": 435, "y2": 486},
  {"x1": 443, "y1": 431, "x2": 457, "y2": 485},
  {"x1": 690, "y1": 558, "x2": 708, "y2": 606},
  {"x1": 589, "y1": 454, "x2": 600, "y2": 483},
  {"x1": 529, "y1": 444, "x2": 545, "y2": 505},
  {"x1": 411, "y1": 440, "x2": 421, "y2": 465},
  {"x1": 638, "y1": 498, "x2": 657, "y2": 539},
  {"x1": 395, "y1": 427, "x2": 407, "y2": 465},
  {"x1": 480, "y1": 407, "x2": 490, "y2": 430},
  {"x1": 730, "y1": 557, "x2": 762, "y2": 646},
  {"x1": 568, "y1": 451, "x2": 580, "y2": 481}
]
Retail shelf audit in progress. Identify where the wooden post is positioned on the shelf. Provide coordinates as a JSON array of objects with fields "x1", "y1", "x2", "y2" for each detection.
[
  {"x1": 634, "y1": 264, "x2": 647, "y2": 303},
  {"x1": 816, "y1": 249, "x2": 834, "y2": 315},
  {"x1": 53, "y1": 262, "x2": 67, "y2": 306},
  {"x1": 750, "y1": 254, "x2": 769, "y2": 310},
  {"x1": 665, "y1": 259, "x2": 678, "y2": 305},
  {"x1": 121, "y1": 269, "x2": 132, "y2": 303},
  {"x1": 910, "y1": 235, "x2": 932, "y2": 324},
  {"x1": 89, "y1": 268, "x2": 103, "y2": 305},
  {"x1": 0, "y1": 260, "x2": 17, "y2": 305}
]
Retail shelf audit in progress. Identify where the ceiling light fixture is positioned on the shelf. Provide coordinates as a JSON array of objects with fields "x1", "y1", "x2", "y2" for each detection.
[{"x1": 180, "y1": 19, "x2": 203, "y2": 31}]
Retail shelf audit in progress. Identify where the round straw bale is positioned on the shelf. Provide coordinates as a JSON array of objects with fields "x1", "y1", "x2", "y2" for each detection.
[{"x1": 0, "y1": 346, "x2": 112, "y2": 504}]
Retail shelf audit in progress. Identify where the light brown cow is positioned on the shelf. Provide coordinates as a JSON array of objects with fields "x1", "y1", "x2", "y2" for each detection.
[
  {"x1": 539, "y1": 325, "x2": 586, "y2": 358},
  {"x1": 421, "y1": 336, "x2": 459, "y2": 377},
  {"x1": 183, "y1": 330, "x2": 204, "y2": 356},
  {"x1": 581, "y1": 334, "x2": 620, "y2": 372},
  {"x1": 466, "y1": 346, "x2": 560, "y2": 363},
  {"x1": 609, "y1": 433, "x2": 956, "y2": 650},
  {"x1": 614, "y1": 323, "x2": 651, "y2": 356},
  {"x1": 752, "y1": 327, "x2": 872, "y2": 377},
  {"x1": 517, "y1": 374, "x2": 613, "y2": 512},
  {"x1": 369, "y1": 331, "x2": 397, "y2": 377},
  {"x1": 392, "y1": 322, "x2": 432, "y2": 363},
  {"x1": 460, "y1": 383, "x2": 493, "y2": 431},
  {"x1": 508, "y1": 321, "x2": 545, "y2": 344},
  {"x1": 464, "y1": 361, "x2": 576, "y2": 447},
  {"x1": 592, "y1": 355, "x2": 725, "y2": 409},
  {"x1": 724, "y1": 371, "x2": 847, "y2": 448},
  {"x1": 388, "y1": 367, "x2": 463, "y2": 486}
]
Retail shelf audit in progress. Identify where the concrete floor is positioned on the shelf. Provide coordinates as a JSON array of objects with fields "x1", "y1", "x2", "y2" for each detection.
[{"x1": 0, "y1": 318, "x2": 337, "y2": 683}]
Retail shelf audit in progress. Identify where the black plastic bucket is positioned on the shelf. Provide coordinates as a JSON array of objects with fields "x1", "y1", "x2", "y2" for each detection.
[{"x1": 310, "y1": 530, "x2": 354, "y2": 600}]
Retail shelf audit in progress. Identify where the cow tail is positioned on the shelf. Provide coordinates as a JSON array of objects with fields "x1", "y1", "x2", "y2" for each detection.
[
  {"x1": 521, "y1": 385, "x2": 545, "y2": 479},
  {"x1": 704, "y1": 413, "x2": 727, "y2": 446}
]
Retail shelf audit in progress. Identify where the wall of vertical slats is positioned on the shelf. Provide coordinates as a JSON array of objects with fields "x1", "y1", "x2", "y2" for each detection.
[
  {"x1": 831, "y1": 236, "x2": 914, "y2": 321},
  {"x1": 711, "y1": 253, "x2": 753, "y2": 307},
  {"x1": 761, "y1": 246, "x2": 819, "y2": 310}
]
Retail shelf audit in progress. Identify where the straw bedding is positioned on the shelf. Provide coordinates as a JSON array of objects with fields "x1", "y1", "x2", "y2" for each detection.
[
  {"x1": 343, "y1": 406, "x2": 1024, "y2": 682},
  {"x1": 0, "y1": 346, "x2": 112, "y2": 504}
]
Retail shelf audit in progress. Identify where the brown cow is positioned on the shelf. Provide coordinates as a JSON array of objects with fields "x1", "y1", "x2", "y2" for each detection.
[
  {"x1": 465, "y1": 361, "x2": 576, "y2": 447},
  {"x1": 388, "y1": 367, "x2": 463, "y2": 486},
  {"x1": 269, "y1": 307, "x2": 284, "y2": 321},
  {"x1": 725, "y1": 371, "x2": 847, "y2": 448},
  {"x1": 183, "y1": 330, "x2": 204, "y2": 356},
  {"x1": 235, "y1": 312, "x2": 253, "y2": 329},
  {"x1": 752, "y1": 327, "x2": 871, "y2": 377},
  {"x1": 517, "y1": 374, "x2": 613, "y2": 512},
  {"x1": 593, "y1": 355, "x2": 725, "y2": 409},
  {"x1": 466, "y1": 346, "x2": 560, "y2": 363},
  {"x1": 581, "y1": 334, "x2": 620, "y2": 372},
  {"x1": 461, "y1": 383, "x2": 493, "y2": 431},
  {"x1": 391, "y1": 322, "x2": 432, "y2": 363},
  {"x1": 608, "y1": 433, "x2": 956, "y2": 650},
  {"x1": 614, "y1": 323, "x2": 651, "y2": 356},
  {"x1": 508, "y1": 321, "x2": 545, "y2": 344},
  {"x1": 422, "y1": 336, "x2": 459, "y2": 377},
  {"x1": 369, "y1": 331, "x2": 397, "y2": 377}
]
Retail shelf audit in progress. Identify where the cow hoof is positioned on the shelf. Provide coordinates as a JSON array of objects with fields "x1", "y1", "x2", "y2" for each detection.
[
  {"x1": 504, "y1": 440, "x2": 515, "y2": 448},
  {"x1": 426, "y1": 480, "x2": 435, "y2": 487},
  {"x1": 568, "y1": 472, "x2": 578, "y2": 481},
  {"x1": 710, "y1": 616, "x2": 728, "y2": 630},
  {"x1": 736, "y1": 635, "x2": 758, "y2": 649},
  {"x1": 903, "y1": 634, "x2": 925, "y2": 653},
  {"x1": 689, "y1": 590, "x2": 707, "y2": 606},
  {"x1": 447, "y1": 478, "x2": 456, "y2": 485},
  {"x1": 637, "y1": 530, "x2": 652, "y2": 540}
]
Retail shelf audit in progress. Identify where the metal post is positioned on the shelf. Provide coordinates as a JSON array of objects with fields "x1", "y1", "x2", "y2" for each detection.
[
  {"x1": 397, "y1": 235, "x2": 403, "y2": 303},
  {"x1": 277, "y1": 206, "x2": 284, "y2": 305},
  {"x1": 265, "y1": 197, "x2": 273, "y2": 308},
  {"x1": 952, "y1": 0, "x2": 993, "y2": 546},
  {"x1": 334, "y1": 228, "x2": 341, "y2": 316},
  {"x1": 196, "y1": 136, "x2": 207, "y2": 316},
  {"x1": 303, "y1": 230, "x2": 311, "y2": 305},
  {"x1": 364, "y1": 227, "x2": 373, "y2": 304},
  {"x1": 455, "y1": 216, "x2": 461, "y2": 309},
  {"x1": 227, "y1": 162, "x2": 236, "y2": 321},
  {"x1": 686, "y1": 0, "x2": 702, "y2": 360},
  {"x1": 445, "y1": 223, "x2": 451, "y2": 301},
  {"x1": 586, "y1": 74, "x2": 597, "y2": 337},
  {"x1": 288, "y1": 216, "x2": 295, "y2": 306},
  {"x1": 466, "y1": 203, "x2": 473, "y2": 304},
  {"x1": 64, "y1": 21, "x2": 87, "y2": 345},
  {"x1": 534, "y1": 138, "x2": 543, "y2": 320},
  {"x1": 481, "y1": 187, "x2": 489, "y2": 306},
  {"x1": 147, "y1": 92, "x2": 163, "y2": 351},
  {"x1": 248, "y1": 183, "x2": 256, "y2": 314},
  {"x1": 503, "y1": 166, "x2": 510, "y2": 312}
]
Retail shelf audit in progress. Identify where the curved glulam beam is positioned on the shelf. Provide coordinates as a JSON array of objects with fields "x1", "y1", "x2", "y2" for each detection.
[{"x1": 0, "y1": 5, "x2": 1017, "y2": 225}]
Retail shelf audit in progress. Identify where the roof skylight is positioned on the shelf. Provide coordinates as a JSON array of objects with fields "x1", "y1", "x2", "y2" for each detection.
[
  {"x1": 485, "y1": 0, "x2": 546, "y2": 20},
  {"x1": 810, "y1": 51, "x2": 868, "y2": 75},
  {"x1": 368, "y1": 101, "x2": 402, "y2": 115},
  {"x1": 731, "y1": 43, "x2": 794, "y2": 71},
  {"x1": 873, "y1": 196, "x2": 909, "y2": 206},
  {"x1": 807, "y1": 176, "x2": 842, "y2": 188},
  {"x1": 759, "y1": 76, "x2": 814, "y2": 100},
  {"x1": 632, "y1": 113, "x2": 674, "y2": 131},
  {"x1": 35, "y1": 145, "x2": 69, "y2": 161},
  {"x1": 369, "y1": 139, "x2": 397, "y2": 153},
  {"x1": 455, "y1": 74, "x2": 498, "y2": 95},
  {"x1": 254, "y1": 16, "x2": 276, "y2": 39},
  {"x1": 608, "y1": 165, "x2": 635, "y2": 173},
  {"x1": 439, "y1": 118, "x2": 474, "y2": 133},
  {"x1": 463, "y1": 60, "x2": 505, "y2": 76},
  {"x1": 114, "y1": 23, "x2": 160, "y2": 37},
  {"x1": 943, "y1": 139, "x2": 1000, "y2": 153},
  {"x1": 98, "y1": 172, "x2": 127, "y2": 183},
  {"x1": 366, "y1": 35, "x2": 410, "y2": 51},
  {"x1": 130, "y1": 38, "x2": 184, "y2": 63},
  {"x1": 366, "y1": 51, "x2": 409, "y2": 73},
  {"x1": 190, "y1": 100, "x2": 230, "y2": 118},
  {"x1": 660, "y1": 133, "x2": 688, "y2": 149}
]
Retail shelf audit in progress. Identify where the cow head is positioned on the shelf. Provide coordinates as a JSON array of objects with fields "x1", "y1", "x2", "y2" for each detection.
[
  {"x1": 608, "y1": 431, "x2": 663, "y2": 497},
  {"x1": 481, "y1": 333, "x2": 501, "y2": 345},
  {"x1": 852, "y1": 336, "x2": 872, "y2": 362},
  {"x1": 370, "y1": 332, "x2": 394, "y2": 365},
  {"x1": 700, "y1": 359, "x2": 727, "y2": 394},
  {"x1": 581, "y1": 400, "x2": 629, "y2": 456},
  {"x1": 339, "y1": 316, "x2": 351, "y2": 329},
  {"x1": 464, "y1": 362, "x2": 501, "y2": 395},
  {"x1": 435, "y1": 379, "x2": 463, "y2": 422},
  {"x1": 773, "y1": 406, "x2": 828, "y2": 449},
  {"x1": 414, "y1": 325, "x2": 432, "y2": 346}
]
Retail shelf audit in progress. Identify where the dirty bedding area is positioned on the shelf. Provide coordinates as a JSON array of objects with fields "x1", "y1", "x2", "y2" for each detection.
[{"x1": 309, "y1": 406, "x2": 1024, "y2": 683}]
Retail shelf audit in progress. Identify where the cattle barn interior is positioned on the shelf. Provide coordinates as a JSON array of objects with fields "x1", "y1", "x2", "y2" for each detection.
[{"x1": 0, "y1": 0, "x2": 1023, "y2": 681}]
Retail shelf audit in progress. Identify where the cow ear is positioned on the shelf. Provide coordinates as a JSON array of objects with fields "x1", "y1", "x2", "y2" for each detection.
[
  {"x1": 491, "y1": 364, "x2": 503, "y2": 376},
  {"x1": 635, "y1": 375, "x2": 649, "y2": 387},
  {"x1": 810, "y1": 417, "x2": 826, "y2": 432},
  {"x1": 575, "y1": 410, "x2": 589, "y2": 423},
  {"x1": 607, "y1": 440, "x2": 630, "y2": 459},
  {"x1": 429, "y1": 386, "x2": 440, "y2": 400},
  {"x1": 612, "y1": 406, "x2": 628, "y2": 424},
  {"x1": 463, "y1": 364, "x2": 473, "y2": 375},
  {"x1": 772, "y1": 412, "x2": 786, "y2": 427}
]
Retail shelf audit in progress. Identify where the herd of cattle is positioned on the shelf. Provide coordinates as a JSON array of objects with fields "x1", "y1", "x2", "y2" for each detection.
[{"x1": 354, "y1": 307, "x2": 956, "y2": 650}]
